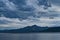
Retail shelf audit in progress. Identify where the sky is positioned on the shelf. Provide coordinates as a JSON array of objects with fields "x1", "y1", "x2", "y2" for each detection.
[
  {"x1": 51, "y1": 0, "x2": 60, "y2": 5},
  {"x1": 0, "y1": 0, "x2": 60, "y2": 30}
]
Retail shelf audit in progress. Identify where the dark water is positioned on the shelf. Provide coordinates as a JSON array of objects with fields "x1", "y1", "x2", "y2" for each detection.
[{"x1": 0, "y1": 33, "x2": 60, "y2": 40}]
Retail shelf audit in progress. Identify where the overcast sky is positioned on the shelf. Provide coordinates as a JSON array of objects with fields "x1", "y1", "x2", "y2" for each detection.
[
  {"x1": 50, "y1": 0, "x2": 60, "y2": 6},
  {"x1": 0, "y1": 0, "x2": 60, "y2": 30}
]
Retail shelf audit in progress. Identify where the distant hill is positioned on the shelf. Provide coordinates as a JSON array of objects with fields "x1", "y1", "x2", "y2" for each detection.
[
  {"x1": 43, "y1": 27, "x2": 60, "y2": 32},
  {"x1": 0, "y1": 25, "x2": 60, "y2": 33},
  {"x1": 0, "y1": 25, "x2": 48, "y2": 33}
]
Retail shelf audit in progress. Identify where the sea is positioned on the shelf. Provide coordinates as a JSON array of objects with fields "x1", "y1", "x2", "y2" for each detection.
[{"x1": 0, "y1": 33, "x2": 60, "y2": 40}]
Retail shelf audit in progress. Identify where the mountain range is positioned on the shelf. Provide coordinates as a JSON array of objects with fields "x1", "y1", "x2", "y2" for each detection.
[{"x1": 0, "y1": 25, "x2": 60, "y2": 33}]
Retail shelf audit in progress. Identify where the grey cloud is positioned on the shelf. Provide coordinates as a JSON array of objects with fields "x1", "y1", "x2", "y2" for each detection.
[
  {"x1": 0, "y1": 0, "x2": 60, "y2": 30},
  {"x1": 1, "y1": 0, "x2": 17, "y2": 11}
]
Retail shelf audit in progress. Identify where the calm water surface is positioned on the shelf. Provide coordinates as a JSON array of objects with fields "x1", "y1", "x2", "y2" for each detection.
[{"x1": 0, "y1": 33, "x2": 60, "y2": 40}]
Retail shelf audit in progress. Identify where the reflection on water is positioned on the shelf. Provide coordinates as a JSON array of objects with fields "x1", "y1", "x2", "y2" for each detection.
[{"x1": 0, "y1": 33, "x2": 60, "y2": 40}]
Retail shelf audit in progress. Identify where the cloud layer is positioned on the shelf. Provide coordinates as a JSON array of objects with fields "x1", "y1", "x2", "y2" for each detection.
[
  {"x1": 0, "y1": 16, "x2": 60, "y2": 29},
  {"x1": 0, "y1": 0, "x2": 60, "y2": 29}
]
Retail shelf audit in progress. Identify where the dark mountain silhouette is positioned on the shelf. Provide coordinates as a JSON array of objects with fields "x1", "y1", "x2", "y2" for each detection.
[
  {"x1": 43, "y1": 27, "x2": 60, "y2": 32},
  {"x1": 0, "y1": 25, "x2": 60, "y2": 33},
  {"x1": 0, "y1": 25, "x2": 48, "y2": 33}
]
